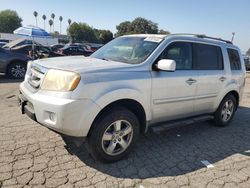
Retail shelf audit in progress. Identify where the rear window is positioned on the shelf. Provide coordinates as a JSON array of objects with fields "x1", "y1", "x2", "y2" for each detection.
[
  {"x1": 227, "y1": 48, "x2": 241, "y2": 70},
  {"x1": 194, "y1": 43, "x2": 223, "y2": 70}
]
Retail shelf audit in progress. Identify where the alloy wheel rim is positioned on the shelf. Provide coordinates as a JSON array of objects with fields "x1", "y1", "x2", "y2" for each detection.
[
  {"x1": 221, "y1": 100, "x2": 234, "y2": 122},
  {"x1": 11, "y1": 65, "x2": 26, "y2": 78},
  {"x1": 101, "y1": 120, "x2": 133, "y2": 156}
]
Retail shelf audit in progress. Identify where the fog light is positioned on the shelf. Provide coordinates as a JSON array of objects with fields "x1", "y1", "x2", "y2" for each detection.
[{"x1": 49, "y1": 112, "x2": 56, "y2": 122}]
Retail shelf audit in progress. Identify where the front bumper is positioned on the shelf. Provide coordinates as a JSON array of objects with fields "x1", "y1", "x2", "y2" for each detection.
[{"x1": 19, "y1": 82, "x2": 101, "y2": 137}]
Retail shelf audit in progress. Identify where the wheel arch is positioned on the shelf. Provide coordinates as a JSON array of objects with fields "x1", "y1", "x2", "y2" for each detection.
[
  {"x1": 88, "y1": 98, "x2": 148, "y2": 138},
  {"x1": 216, "y1": 90, "x2": 240, "y2": 111},
  {"x1": 225, "y1": 90, "x2": 239, "y2": 109},
  {"x1": 6, "y1": 59, "x2": 27, "y2": 72}
]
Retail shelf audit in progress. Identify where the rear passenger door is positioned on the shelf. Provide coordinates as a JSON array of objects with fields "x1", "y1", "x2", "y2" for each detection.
[{"x1": 193, "y1": 43, "x2": 226, "y2": 114}]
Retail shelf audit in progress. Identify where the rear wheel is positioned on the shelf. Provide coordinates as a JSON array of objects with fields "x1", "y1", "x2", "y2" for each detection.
[
  {"x1": 214, "y1": 94, "x2": 237, "y2": 126},
  {"x1": 7, "y1": 62, "x2": 26, "y2": 79},
  {"x1": 88, "y1": 107, "x2": 140, "y2": 163}
]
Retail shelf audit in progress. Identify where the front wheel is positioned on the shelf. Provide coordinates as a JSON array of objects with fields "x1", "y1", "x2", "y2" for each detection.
[
  {"x1": 88, "y1": 107, "x2": 140, "y2": 163},
  {"x1": 7, "y1": 62, "x2": 27, "y2": 79},
  {"x1": 214, "y1": 94, "x2": 237, "y2": 126}
]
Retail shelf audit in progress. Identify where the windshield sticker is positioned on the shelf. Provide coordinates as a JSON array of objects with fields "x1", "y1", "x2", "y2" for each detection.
[{"x1": 144, "y1": 37, "x2": 163, "y2": 43}]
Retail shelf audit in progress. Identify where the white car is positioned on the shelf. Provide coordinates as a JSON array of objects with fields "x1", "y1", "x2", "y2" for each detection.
[{"x1": 19, "y1": 34, "x2": 246, "y2": 163}]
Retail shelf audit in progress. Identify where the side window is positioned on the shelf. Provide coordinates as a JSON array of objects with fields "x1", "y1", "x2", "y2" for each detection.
[
  {"x1": 227, "y1": 48, "x2": 241, "y2": 70},
  {"x1": 159, "y1": 42, "x2": 193, "y2": 70},
  {"x1": 78, "y1": 47, "x2": 84, "y2": 52},
  {"x1": 195, "y1": 43, "x2": 223, "y2": 70}
]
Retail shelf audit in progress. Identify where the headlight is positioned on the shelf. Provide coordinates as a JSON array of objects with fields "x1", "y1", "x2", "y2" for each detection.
[{"x1": 41, "y1": 69, "x2": 81, "y2": 91}]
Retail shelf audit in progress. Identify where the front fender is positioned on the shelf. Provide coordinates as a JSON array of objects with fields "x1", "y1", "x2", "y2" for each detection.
[{"x1": 93, "y1": 87, "x2": 152, "y2": 121}]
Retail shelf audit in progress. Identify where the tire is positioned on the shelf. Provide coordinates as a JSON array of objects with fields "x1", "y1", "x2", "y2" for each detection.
[
  {"x1": 7, "y1": 61, "x2": 27, "y2": 79},
  {"x1": 214, "y1": 94, "x2": 237, "y2": 127},
  {"x1": 88, "y1": 107, "x2": 140, "y2": 163}
]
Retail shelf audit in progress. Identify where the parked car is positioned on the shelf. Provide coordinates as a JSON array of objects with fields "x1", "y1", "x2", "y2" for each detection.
[
  {"x1": 70, "y1": 43, "x2": 94, "y2": 52},
  {"x1": 85, "y1": 42, "x2": 103, "y2": 52},
  {"x1": 11, "y1": 44, "x2": 65, "y2": 58},
  {"x1": 0, "y1": 39, "x2": 10, "y2": 43},
  {"x1": 19, "y1": 34, "x2": 246, "y2": 163},
  {"x1": 243, "y1": 56, "x2": 250, "y2": 70},
  {"x1": 3, "y1": 38, "x2": 35, "y2": 49},
  {"x1": 50, "y1": 44, "x2": 65, "y2": 52},
  {"x1": 0, "y1": 42, "x2": 7, "y2": 47},
  {"x1": 0, "y1": 47, "x2": 31, "y2": 78},
  {"x1": 58, "y1": 45, "x2": 92, "y2": 56}
]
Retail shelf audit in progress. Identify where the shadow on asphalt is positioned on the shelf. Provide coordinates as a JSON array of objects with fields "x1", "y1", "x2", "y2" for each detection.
[
  {"x1": 62, "y1": 106, "x2": 250, "y2": 179},
  {"x1": 0, "y1": 75, "x2": 23, "y2": 83}
]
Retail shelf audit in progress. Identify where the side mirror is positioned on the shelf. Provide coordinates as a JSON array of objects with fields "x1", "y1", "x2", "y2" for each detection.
[{"x1": 156, "y1": 59, "x2": 176, "y2": 71}]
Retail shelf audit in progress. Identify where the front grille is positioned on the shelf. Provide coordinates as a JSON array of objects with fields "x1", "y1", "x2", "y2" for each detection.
[{"x1": 27, "y1": 63, "x2": 47, "y2": 90}]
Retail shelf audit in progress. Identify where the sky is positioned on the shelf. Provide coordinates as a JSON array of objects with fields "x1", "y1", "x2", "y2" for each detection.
[{"x1": 1, "y1": 0, "x2": 250, "y2": 52}]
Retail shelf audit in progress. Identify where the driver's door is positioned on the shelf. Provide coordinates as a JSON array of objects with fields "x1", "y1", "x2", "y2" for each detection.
[
  {"x1": 0, "y1": 48, "x2": 8, "y2": 72},
  {"x1": 151, "y1": 42, "x2": 198, "y2": 123}
]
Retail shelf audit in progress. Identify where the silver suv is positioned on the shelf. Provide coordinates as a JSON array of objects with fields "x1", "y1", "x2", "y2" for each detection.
[{"x1": 19, "y1": 34, "x2": 246, "y2": 163}]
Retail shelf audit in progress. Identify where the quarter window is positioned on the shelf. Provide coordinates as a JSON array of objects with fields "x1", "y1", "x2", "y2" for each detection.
[
  {"x1": 159, "y1": 42, "x2": 193, "y2": 70},
  {"x1": 227, "y1": 49, "x2": 241, "y2": 70},
  {"x1": 194, "y1": 44, "x2": 223, "y2": 70}
]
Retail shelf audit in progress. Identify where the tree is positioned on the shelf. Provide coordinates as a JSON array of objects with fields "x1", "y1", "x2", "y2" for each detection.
[
  {"x1": 33, "y1": 11, "x2": 38, "y2": 26},
  {"x1": 95, "y1": 29, "x2": 113, "y2": 44},
  {"x1": 68, "y1": 19, "x2": 72, "y2": 26},
  {"x1": 130, "y1": 17, "x2": 158, "y2": 34},
  {"x1": 48, "y1": 19, "x2": 53, "y2": 33},
  {"x1": 52, "y1": 31, "x2": 60, "y2": 36},
  {"x1": 116, "y1": 21, "x2": 132, "y2": 36},
  {"x1": 116, "y1": 17, "x2": 158, "y2": 36},
  {"x1": 0, "y1": 10, "x2": 22, "y2": 33},
  {"x1": 68, "y1": 22, "x2": 98, "y2": 43},
  {"x1": 51, "y1": 13, "x2": 55, "y2": 32},
  {"x1": 158, "y1": 29, "x2": 170, "y2": 35},
  {"x1": 59, "y1": 16, "x2": 63, "y2": 34},
  {"x1": 42, "y1": 15, "x2": 46, "y2": 30},
  {"x1": 116, "y1": 17, "x2": 170, "y2": 36}
]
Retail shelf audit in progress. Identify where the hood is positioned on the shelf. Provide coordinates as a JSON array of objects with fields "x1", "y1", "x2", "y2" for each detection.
[{"x1": 33, "y1": 56, "x2": 132, "y2": 73}]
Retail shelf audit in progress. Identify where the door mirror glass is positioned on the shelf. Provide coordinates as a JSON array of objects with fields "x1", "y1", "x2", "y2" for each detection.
[{"x1": 156, "y1": 59, "x2": 176, "y2": 71}]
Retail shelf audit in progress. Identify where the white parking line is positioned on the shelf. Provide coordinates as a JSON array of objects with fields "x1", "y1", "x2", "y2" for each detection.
[{"x1": 201, "y1": 160, "x2": 214, "y2": 168}]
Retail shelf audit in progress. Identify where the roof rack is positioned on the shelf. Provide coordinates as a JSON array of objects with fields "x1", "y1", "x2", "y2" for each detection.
[{"x1": 170, "y1": 33, "x2": 233, "y2": 44}]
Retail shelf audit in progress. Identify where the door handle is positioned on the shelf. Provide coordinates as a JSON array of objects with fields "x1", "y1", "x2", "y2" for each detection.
[
  {"x1": 186, "y1": 78, "x2": 197, "y2": 85},
  {"x1": 219, "y1": 76, "x2": 226, "y2": 82}
]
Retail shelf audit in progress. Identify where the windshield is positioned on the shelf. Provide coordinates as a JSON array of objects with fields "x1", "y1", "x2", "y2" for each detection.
[{"x1": 91, "y1": 36, "x2": 162, "y2": 64}]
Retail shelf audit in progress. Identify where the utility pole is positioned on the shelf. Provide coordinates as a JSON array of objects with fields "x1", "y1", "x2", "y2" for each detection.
[{"x1": 231, "y1": 32, "x2": 235, "y2": 42}]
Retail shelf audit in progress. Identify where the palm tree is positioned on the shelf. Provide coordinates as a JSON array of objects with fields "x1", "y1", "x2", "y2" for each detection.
[
  {"x1": 68, "y1": 19, "x2": 72, "y2": 26},
  {"x1": 42, "y1": 15, "x2": 46, "y2": 30},
  {"x1": 33, "y1": 11, "x2": 38, "y2": 26},
  {"x1": 48, "y1": 19, "x2": 53, "y2": 33},
  {"x1": 59, "y1": 16, "x2": 63, "y2": 34},
  {"x1": 51, "y1": 13, "x2": 55, "y2": 32}
]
